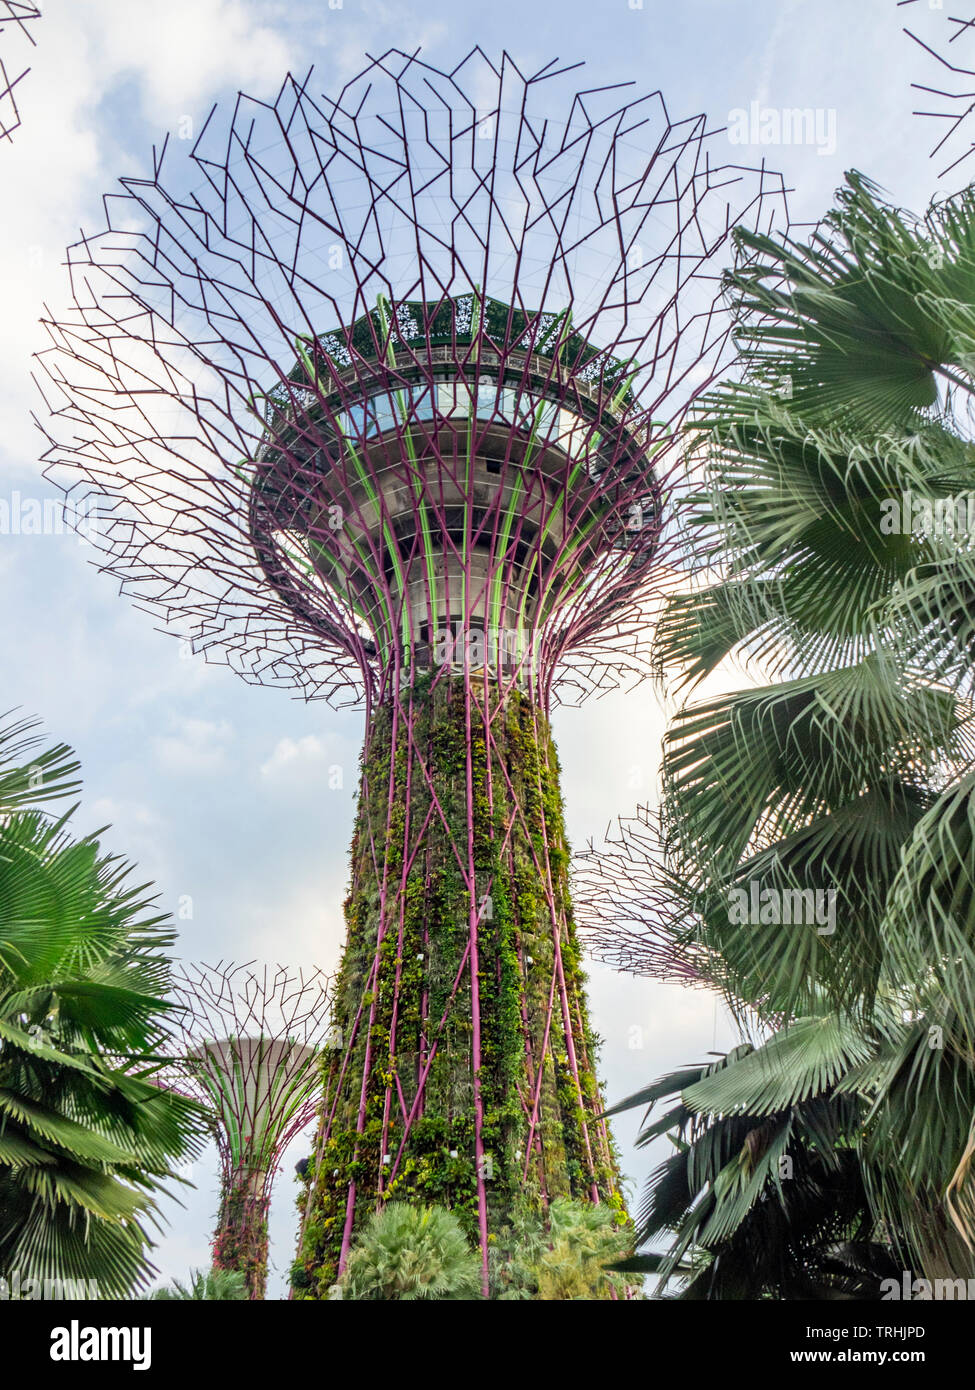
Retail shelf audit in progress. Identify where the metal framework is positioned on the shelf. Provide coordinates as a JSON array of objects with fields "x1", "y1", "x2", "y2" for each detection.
[
  {"x1": 166, "y1": 961, "x2": 333, "y2": 1298},
  {"x1": 36, "y1": 49, "x2": 788, "y2": 1296},
  {"x1": 573, "y1": 805, "x2": 715, "y2": 985},
  {"x1": 0, "y1": 2, "x2": 39, "y2": 143},
  {"x1": 900, "y1": 0, "x2": 975, "y2": 176}
]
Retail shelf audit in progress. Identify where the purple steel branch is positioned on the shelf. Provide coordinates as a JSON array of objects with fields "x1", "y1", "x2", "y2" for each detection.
[
  {"x1": 36, "y1": 50, "x2": 788, "y2": 713},
  {"x1": 901, "y1": 0, "x2": 975, "y2": 174},
  {"x1": 0, "y1": 1, "x2": 39, "y2": 142},
  {"x1": 573, "y1": 804, "x2": 720, "y2": 985}
]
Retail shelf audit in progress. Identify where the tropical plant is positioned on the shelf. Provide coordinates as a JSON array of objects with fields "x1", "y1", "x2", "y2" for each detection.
[
  {"x1": 492, "y1": 1197, "x2": 632, "y2": 1300},
  {"x1": 607, "y1": 1034, "x2": 905, "y2": 1299},
  {"x1": 150, "y1": 1267, "x2": 247, "y2": 1300},
  {"x1": 337, "y1": 1202, "x2": 483, "y2": 1300},
  {"x1": 0, "y1": 713, "x2": 205, "y2": 1296},
  {"x1": 645, "y1": 171, "x2": 975, "y2": 1280}
]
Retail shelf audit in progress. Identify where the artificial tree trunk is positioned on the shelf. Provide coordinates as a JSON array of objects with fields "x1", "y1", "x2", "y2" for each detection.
[
  {"x1": 293, "y1": 676, "x2": 623, "y2": 1298},
  {"x1": 212, "y1": 1169, "x2": 270, "y2": 1299}
]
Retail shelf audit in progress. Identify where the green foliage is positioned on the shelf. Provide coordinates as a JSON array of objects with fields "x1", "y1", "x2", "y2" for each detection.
[
  {"x1": 211, "y1": 1180, "x2": 270, "y2": 1299},
  {"x1": 491, "y1": 1197, "x2": 632, "y2": 1300},
  {"x1": 295, "y1": 680, "x2": 620, "y2": 1296},
  {"x1": 609, "y1": 1046, "x2": 902, "y2": 1300},
  {"x1": 150, "y1": 1267, "x2": 247, "y2": 1300},
  {"x1": 0, "y1": 714, "x2": 205, "y2": 1297},
  {"x1": 338, "y1": 1202, "x2": 483, "y2": 1300},
  {"x1": 645, "y1": 171, "x2": 975, "y2": 1282}
]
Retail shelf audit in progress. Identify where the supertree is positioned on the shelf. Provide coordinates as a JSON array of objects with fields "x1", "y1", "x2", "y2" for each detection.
[
  {"x1": 166, "y1": 962, "x2": 333, "y2": 1299},
  {"x1": 0, "y1": 1, "x2": 39, "y2": 143},
  {"x1": 35, "y1": 49, "x2": 788, "y2": 1296},
  {"x1": 900, "y1": 0, "x2": 975, "y2": 176}
]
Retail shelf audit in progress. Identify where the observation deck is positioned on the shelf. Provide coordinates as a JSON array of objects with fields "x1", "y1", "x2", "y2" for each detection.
[{"x1": 249, "y1": 296, "x2": 661, "y2": 678}]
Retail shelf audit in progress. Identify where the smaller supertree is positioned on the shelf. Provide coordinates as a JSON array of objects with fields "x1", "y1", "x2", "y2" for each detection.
[
  {"x1": 0, "y1": 2, "x2": 39, "y2": 143},
  {"x1": 168, "y1": 961, "x2": 333, "y2": 1298}
]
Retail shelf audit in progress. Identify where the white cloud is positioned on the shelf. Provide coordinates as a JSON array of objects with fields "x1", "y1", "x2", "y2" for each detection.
[
  {"x1": 232, "y1": 869, "x2": 350, "y2": 970},
  {"x1": 88, "y1": 795, "x2": 160, "y2": 829},
  {"x1": 153, "y1": 716, "x2": 233, "y2": 775},
  {"x1": 259, "y1": 730, "x2": 358, "y2": 793},
  {"x1": 0, "y1": 0, "x2": 299, "y2": 465},
  {"x1": 555, "y1": 683, "x2": 670, "y2": 842},
  {"x1": 82, "y1": 795, "x2": 172, "y2": 889},
  {"x1": 91, "y1": 0, "x2": 297, "y2": 125},
  {"x1": 260, "y1": 733, "x2": 328, "y2": 779}
]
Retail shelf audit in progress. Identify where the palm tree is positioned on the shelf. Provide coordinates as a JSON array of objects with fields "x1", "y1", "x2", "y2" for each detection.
[
  {"x1": 492, "y1": 1197, "x2": 632, "y2": 1300},
  {"x1": 151, "y1": 1268, "x2": 247, "y2": 1300},
  {"x1": 606, "y1": 1029, "x2": 905, "y2": 1299},
  {"x1": 648, "y1": 171, "x2": 975, "y2": 1279},
  {"x1": 338, "y1": 1203, "x2": 483, "y2": 1300},
  {"x1": 0, "y1": 713, "x2": 204, "y2": 1296}
]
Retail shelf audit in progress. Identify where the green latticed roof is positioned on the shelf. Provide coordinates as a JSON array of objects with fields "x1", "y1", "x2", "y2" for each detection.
[{"x1": 283, "y1": 295, "x2": 635, "y2": 402}]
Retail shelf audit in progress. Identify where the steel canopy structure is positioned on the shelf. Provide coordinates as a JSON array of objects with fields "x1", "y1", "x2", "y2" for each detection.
[
  {"x1": 0, "y1": 2, "x2": 39, "y2": 142},
  {"x1": 37, "y1": 49, "x2": 788, "y2": 1296},
  {"x1": 901, "y1": 1, "x2": 975, "y2": 176},
  {"x1": 573, "y1": 805, "x2": 718, "y2": 986}
]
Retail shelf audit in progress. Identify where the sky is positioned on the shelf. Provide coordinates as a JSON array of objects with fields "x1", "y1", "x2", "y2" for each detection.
[{"x1": 0, "y1": 0, "x2": 966, "y2": 1297}]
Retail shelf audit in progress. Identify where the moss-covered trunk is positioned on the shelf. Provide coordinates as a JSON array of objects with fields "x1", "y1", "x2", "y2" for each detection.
[
  {"x1": 293, "y1": 676, "x2": 622, "y2": 1297},
  {"x1": 212, "y1": 1173, "x2": 269, "y2": 1299}
]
